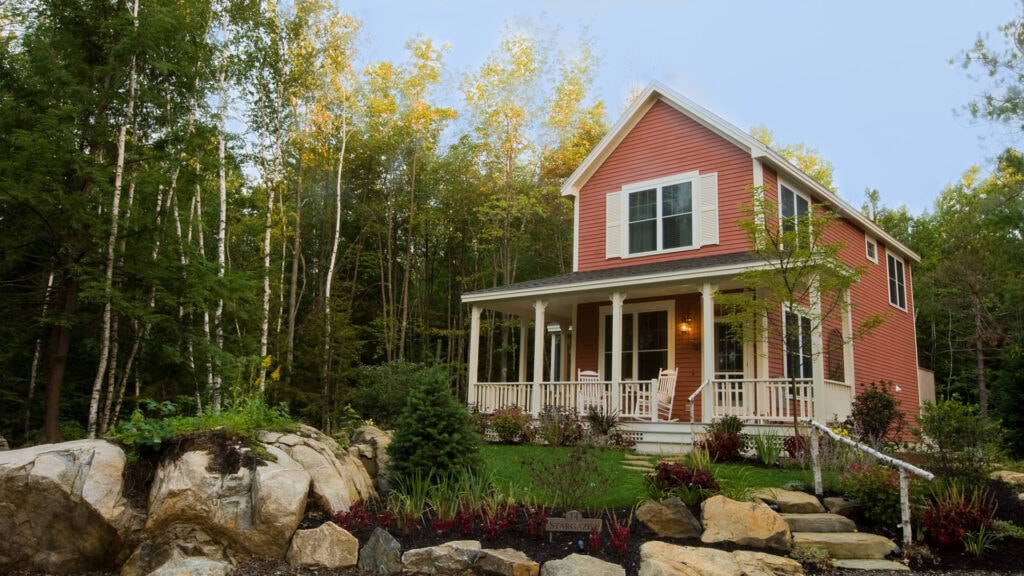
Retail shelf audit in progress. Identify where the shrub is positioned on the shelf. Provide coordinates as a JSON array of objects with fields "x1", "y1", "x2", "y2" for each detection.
[
  {"x1": 386, "y1": 366, "x2": 482, "y2": 485},
  {"x1": 695, "y1": 416, "x2": 748, "y2": 462},
  {"x1": 527, "y1": 444, "x2": 610, "y2": 509},
  {"x1": 840, "y1": 461, "x2": 922, "y2": 528},
  {"x1": 644, "y1": 461, "x2": 720, "y2": 506},
  {"x1": 536, "y1": 406, "x2": 583, "y2": 446},
  {"x1": 784, "y1": 434, "x2": 809, "y2": 460},
  {"x1": 488, "y1": 406, "x2": 532, "y2": 444},
  {"x1": 351, "y1": 360, "x2": 421, "y2": 428},
  {"x1": 920, "y1": 481, "x2": 997, "y2": 550},
  {"x1": 913, "y1": 398, "x2": 1005, "y2": 483},
  {"x1": 584, "y1": 407, "x2": 620, "y2": 439},
  {"x1": 847, "y1": 381, "x2": 905, "y2": 449}
]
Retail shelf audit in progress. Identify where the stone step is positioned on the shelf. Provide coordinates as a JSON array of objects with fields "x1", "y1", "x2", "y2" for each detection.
[
  {"x1": 832, "y1": 559, "x2": 910, "y2": 571},
  {"x1": 623, "y1": 465, "x2": 654, "y2": 472},
  {"x1": 781, "y1": 513, "x2": 857, "y2": 533},
  {"x1": 793, "y1": 532, "x2": 898, "y2": 560}
]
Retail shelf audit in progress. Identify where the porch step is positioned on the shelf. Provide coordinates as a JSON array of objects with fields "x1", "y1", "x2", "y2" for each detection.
[
  {"x1": 781, "y1": 513, "x2": 857, "y2": 533},
  {"x1": 792, "y1": 531, "x2": 899, "y2": 560}
]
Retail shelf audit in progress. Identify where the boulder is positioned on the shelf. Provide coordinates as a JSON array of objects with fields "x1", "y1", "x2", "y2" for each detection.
[
  {"x1": 358, "y1": 527, "x2": 402, "y2": 574},
  {"x1": 0, "y1": 440, "x2": 132, "y2": 574},
  {"x1": 541, "y1": 553, "x2": 625, "y2": 576},
  {"x1": 262, "y1": 424, "x2": 376, "y2": 512},
  {"x1": 352, "y1": 425, "x2": 393, "y2": 489},
  {"x1": 700, "y1": 495, "x2": 791, "y2": 552},
  {"x1": 639, "y1": 541, "x2": 803, "y2": 576},
  {"x1": 286, "y1": 521, "x2": 359, "y2": 569},
  {"x1": 822, "y1": 496, "x2": 861, "y2": 519},
  {"x1": 402, "y1": 540, "x2": 481, "y2": 575},
  {"x1": 991, "y1": 470, "x2": 1024, "y2": 486},
  {"x1": 119, "y1": 525, "x2": 233, "y2": 576},
  {"x1": 145, "y1": 443, "x2": 309, "y2": 559},
  {"x1": 636, "y1": 497, "x2": 702, "y2": 539},
  {"x1": 474, "y1": 547, "x2": 539, "y2": 576},
  {"x1": 753, "y1": 488, "x2": 824, "y2": 514}
]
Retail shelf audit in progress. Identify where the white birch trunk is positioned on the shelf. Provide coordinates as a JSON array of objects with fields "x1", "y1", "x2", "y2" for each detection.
[
  {"x1": 322, "y1": 112, "x2": 347, "y2": 429},
  {"x1": 26, "y1": 272, "x2": 55, "y2": 437},
  {"x1": 87, "y1": 0, "x2": 138, "y2": 438},
  {"x1": 212, "y1": 44, "x2": 228, "y2": 413}
]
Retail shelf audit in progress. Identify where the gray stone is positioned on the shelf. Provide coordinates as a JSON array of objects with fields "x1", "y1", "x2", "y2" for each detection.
[
  {"x1": 474, "y1": 547, "x2": 539, "y2": 576},
  {"x1": 359, "y1": 527, "x2": 402, "y2": 574},
  {"x1": 119, "y1": 525, "x2": 233, "y2": 576},
  {"x1": 832, "y1": 559, "x2": 910, "y2": 571},
  {"x1": 822, "y1": 496, "x2": 862, "y2": 520},
  {"x1": 0, "y1": 440, "x2": 132, "y2": 574},
  {"x1": 780, "y1": 513, "x2": 856, "y2": 533},
  {"x1": 700, "y1": 495, "x2": 791, "y2": 552},
  {"x1": 540, "y1": 553, "x2": 625, "y2": 576},
  {"x1": 402, "y1": 540, "x2": 481, "y2": 575},
  {"x1": 753, "y1": 488, "x2": 825, "y2": 514},
  {"x1": 286, "y1": 521, "x2": 359, "y2": 569},
  {"x1": 792, "y1": 531, "x2": 898, "y2": 560},
  {"x1": 636, "y1": 497, "x2": 702, "y2": 539},
  {"x1": 352, "y1": 425, "x2": 393, "y2": 491}
]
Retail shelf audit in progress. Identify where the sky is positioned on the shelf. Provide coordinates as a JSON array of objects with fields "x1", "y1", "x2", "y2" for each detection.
[{"x1": 341, "y1": 0, "x2": 1021, "y2": 216}]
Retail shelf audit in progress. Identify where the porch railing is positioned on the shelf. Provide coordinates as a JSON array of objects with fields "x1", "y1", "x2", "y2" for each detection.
[{"x1": 472, "y1": 377, "x2": 854, "y2": 423}]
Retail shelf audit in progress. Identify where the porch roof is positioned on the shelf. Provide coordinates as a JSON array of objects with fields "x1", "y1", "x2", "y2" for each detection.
[{"x1": 462, "y1": 251, "x2": 759, "y2": 322}]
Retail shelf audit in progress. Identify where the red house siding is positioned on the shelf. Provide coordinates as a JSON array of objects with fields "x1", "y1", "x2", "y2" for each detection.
[{"x1": 577, "y1": 101, "x2": 755, "y2": 272}]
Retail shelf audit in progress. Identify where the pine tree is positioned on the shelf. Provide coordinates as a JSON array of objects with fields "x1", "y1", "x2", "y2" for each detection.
[{"x1": 386, "y1": 366, "x2": 481, "y2": 483}]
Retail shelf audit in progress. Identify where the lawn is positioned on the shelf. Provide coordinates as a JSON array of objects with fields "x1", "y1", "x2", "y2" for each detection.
[{"x1": 479, "y1": 443, "x2": 837, "y2": 510}]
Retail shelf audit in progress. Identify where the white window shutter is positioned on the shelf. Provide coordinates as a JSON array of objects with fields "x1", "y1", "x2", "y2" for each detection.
[
  {"x1": 700, "y1": 172, "x2": 719, "y2": 246},
  {"x1": 606, "y1": 192, "x2": 622, "y2": 258}
]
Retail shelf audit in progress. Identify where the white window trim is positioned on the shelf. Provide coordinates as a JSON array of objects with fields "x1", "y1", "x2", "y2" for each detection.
[
  {"x1": 887, "y1": 252, "x2": 908, "y2": 311},
  {"x1": 598, "y1": 300, "x2": 676, "y2": 380},
  {"x1": 782, "y1": 304, "x2": 814, "y2": 381},
  {"x1": 778, "y1": 180, "x2": 812, "y2": 247},
  {"x1": 621, "y1": 171, "x2": 701, "y2": 258},
  {"x1": 865, "y1": 236, "x2": 878, "y2": 263}
]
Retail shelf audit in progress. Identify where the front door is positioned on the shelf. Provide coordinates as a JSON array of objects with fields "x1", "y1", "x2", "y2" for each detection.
[{"x1": 602, "y1": 309, "x2": 669, "y2": 380}]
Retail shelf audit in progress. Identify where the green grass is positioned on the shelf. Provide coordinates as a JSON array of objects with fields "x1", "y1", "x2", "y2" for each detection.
[{"x1": 479, "y1": 444, "x2": 840, "y2": 510}]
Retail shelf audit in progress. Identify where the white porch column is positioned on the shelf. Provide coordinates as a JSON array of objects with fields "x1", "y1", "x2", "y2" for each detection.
[
  {"x1": 842, "y1": 290, "x2": 856, "y2": 391},
  {"x1": 468, "y1": 306, "x2": 481, "y2": 406},
  {"x1": 559, "y1": 322, "x2": 570, "y2": 382},
  {"x1": 548, "y1": 326, "x2": 558, "y2": 382},
  {"x1": 701, "y1": 283, "x2": 717, "y2": 422},
  {"x1": 532, "y1": 300, "x2": 547, "y2": 416},
  {"x1": 810, "y1": 281, "x2": 825, "y2": 420},
  {"x1": 519, "y1": 319, "x2": 529, "y2": 383},
  {"x1": 610, "y1": 292, "x2": 625, "y2": 414}
]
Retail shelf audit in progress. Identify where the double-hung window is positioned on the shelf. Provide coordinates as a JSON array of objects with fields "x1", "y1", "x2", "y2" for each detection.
[
  {"x1": 780, "y1": 184, "x2": 810, "y2": 246},
  {"x1": 784, "y1": 309, "x2": 813, "y2": 381},
  {"x1": 887, "y1": 253, "x2": 907, "y2": 310},
  {"x1": 626, "y1": 175, "x2": 695, "y2": 254}
]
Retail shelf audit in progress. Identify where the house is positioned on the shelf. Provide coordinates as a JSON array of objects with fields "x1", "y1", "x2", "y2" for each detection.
[{"x1": 461, "y1": 82, "x2": 920, "y2": 447}]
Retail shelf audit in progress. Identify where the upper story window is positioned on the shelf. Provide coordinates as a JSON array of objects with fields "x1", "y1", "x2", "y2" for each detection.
[
  {"x1": 887, "y1": 252, "x2": 907, "y2": 310},
  {"x1": 626, "y1": 174, "x2": 696, "y2": 254},
  {"x1": 780, "y1": 183, "x2": 810, "y2": 246},
  {"x1": 865, "y1": 237, "x2": 878, "y2": 263}
]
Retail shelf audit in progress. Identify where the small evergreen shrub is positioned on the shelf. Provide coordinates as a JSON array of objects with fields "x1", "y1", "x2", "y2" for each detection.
[
  {"x1": 846, "y1": 381, "x2": 905, "y2": 449},
  {"x1": 386, "y1": 366, "x2": 482, "y2": 484},
  {"x1": 914, "y1": 398, "x2": 1005, "y2": 483},
  {"x1": 487, "y1": 406, "x2": 532, "y2": 444}
]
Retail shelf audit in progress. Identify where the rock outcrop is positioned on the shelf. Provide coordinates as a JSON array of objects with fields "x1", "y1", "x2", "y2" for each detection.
[
  {"x1": 0, "y1": 440, "x2": 132, "y2": 574},
  {"x1": 700, "y1": 495, "x2": 792, "y2": 552},
  {"x1": 636, "y1": 497, "x2": 702, "y2": 539}
]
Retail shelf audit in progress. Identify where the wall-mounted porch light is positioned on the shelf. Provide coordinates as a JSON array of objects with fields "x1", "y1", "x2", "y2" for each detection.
[{"x1": 679, "y1": 312, "x2": 700, "y2": 349}]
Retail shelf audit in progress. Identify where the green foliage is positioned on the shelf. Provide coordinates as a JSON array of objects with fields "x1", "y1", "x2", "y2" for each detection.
[
  {"x1": 840, "y1": 461, "x2": 923, "y2": 528},
  {"x1": 847, "y1": 381, "x2": 905, "y2": 449},
  {"x1": 914, "y1": 398, "x2": 1005, "y2": 482},
  {"x1": 351, "y1": 361, "x2": 421, "y2": 428},
  {"x1": 487, "y1": 406, "x2": 533, "y2": 444},
  {"x1": 386, "y1": 366, "x2": 482, "y2": 485},
  {"x1": 535, "y1": 406, "x2": 583, "y2": 446},
  {"x1": 751, "y1": 431, "x2": 784, "y2": 465},
  {"x1": 527, "y1": 444, "x2": 611, "y2": 510},
  {"x1": 584, "y1": 407, "x2": 621, "y2": 438},
  {"x1": 696, "y1": 416, "x2": 748, "y2": 462}
]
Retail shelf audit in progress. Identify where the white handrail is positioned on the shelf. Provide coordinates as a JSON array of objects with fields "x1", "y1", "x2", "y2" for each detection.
[{"x1": 802, "y1": 418, "x2": 933, "y2": 548}]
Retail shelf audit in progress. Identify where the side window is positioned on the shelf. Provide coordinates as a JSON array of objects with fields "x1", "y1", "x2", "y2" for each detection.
[
  {"x1": 887, "y1": 253, "x2": 907, "y2": 310},
  {"x1": 780, "y1": 183, "x2": 810, "y2": 245},
  {"x1": 865, "y1": 237, "x2": 877, "y2": 263}
]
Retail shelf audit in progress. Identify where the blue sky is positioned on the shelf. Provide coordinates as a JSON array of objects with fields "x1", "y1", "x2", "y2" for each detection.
[{"x1": 342, "y1": 0, "x2": 1020, "y2": 216}]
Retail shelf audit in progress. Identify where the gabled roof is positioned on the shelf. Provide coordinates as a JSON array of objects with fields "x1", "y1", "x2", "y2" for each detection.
[{"x1": 560, "y1": 81, "x2": 920, "y2": 263}]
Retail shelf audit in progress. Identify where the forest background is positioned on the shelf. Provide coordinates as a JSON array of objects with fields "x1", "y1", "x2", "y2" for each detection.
[{"x1": 2, "y1": 0, "x2": 1023, "y2": 457}]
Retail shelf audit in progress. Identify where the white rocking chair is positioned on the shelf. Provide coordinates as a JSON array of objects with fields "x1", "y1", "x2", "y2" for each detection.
[
  {"x1": 576, "y1": 369, "x2": 604, "y2": 416},
  {"x1": 639, "y1": 367, "x2": 678, "y2": 421}
]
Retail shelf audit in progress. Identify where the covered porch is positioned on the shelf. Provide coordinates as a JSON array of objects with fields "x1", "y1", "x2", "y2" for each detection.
[{"x1": 462, "y1": 256, "x2": 857, "y2": 435}]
